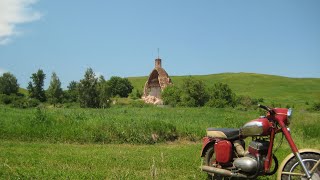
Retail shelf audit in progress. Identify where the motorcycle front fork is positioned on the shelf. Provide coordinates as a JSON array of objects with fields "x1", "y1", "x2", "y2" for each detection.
[{"x1": 295, "y1": 152, "x2": 312, "y2": 179}]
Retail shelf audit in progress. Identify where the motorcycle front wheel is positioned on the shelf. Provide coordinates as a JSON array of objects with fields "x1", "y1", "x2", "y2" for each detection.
[{"x1": 279, "y1": 152, "x2": 320, "y2": 180}]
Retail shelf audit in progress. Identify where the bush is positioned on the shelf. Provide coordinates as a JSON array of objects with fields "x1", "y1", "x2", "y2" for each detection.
[
  {"x1": 236, "y1": 95, "x2": 263, "y2": 110},
  {"x1": 130, "y1": 100, "x2": 149, "y2": 108},
  {"x1": 206, "y1": 98, "x2": 229, "y2": 108},
  {"x1": 206, "y1": 83, "x2": 236, "y2": 108},
  {"x1": 161, "y1": 85, "x2": 182, "y2": 107},
  {"x1": 129, "y1": 89, "x2": 143, "y2": 100},
  {"x1": 0, "y1": 94, "x2": 13, "y2": 104},
  {"x1": 310, "y1": 102, "x2": 320, "y2": 111},
  {"x1": 181, "y1": 77, "x2": 209, "y2": 107},
  {"x1": 0, "y1": 94, "x2": 24, "y2": 105},
  {"x1": 11, "y1": 98, "x2": 40, "y2": 108}
]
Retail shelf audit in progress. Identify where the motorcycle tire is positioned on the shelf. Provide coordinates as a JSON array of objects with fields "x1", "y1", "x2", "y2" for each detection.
[
  {"x1": 280, "y1": 152, "x2": 320, "y2": 180},
  {"x1": 203, "y1": 146, "x2": 228, "y2": 180}
]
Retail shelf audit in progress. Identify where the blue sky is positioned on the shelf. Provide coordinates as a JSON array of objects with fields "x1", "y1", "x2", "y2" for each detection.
[{"x1": 0, "y1": 0, "x2": 319, "y2": 89}]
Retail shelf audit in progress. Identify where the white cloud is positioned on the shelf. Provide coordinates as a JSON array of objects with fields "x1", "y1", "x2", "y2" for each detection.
[{"x1": 0, "y1": 0, "x2": 41, "y2": 45}]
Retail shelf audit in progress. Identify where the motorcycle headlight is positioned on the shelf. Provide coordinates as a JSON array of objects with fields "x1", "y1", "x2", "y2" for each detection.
[{"x1": 287, "y1": 108, "x2": 293, "y2": 120}]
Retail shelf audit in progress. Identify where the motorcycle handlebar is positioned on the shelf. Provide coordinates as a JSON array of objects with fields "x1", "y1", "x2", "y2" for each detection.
[
  {"x1": 258, "y1": 104, "x2": 275, "y2": 115},
  {"x1": 258, "y1": 104, "x2": 271, "y2": 111}
]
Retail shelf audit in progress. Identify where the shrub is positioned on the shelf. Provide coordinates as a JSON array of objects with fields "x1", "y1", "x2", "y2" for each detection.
[
  {"x1": 310, "y1": 102, "x2": 320, "y2": 111},
  {"x1": 130, "y1": 100, "x2": 149, "y2": 108},
  {"x1": 0, "y1": 94, "x2": 13, "y2": 104},
  {"x1": 129, "y1": 89, "x2": 143, "y2": 100},
  {"x1": 236, "y1": 96, "x2": 263, "y2": 110},
  {"x1": 11, "y1": 98, "x2": 40, "y2": 108},
  {"x1": 27, "y1": 98, "x2": 41, "y2": 108},
  {"x1": 161, "y1": 85, "x2": 182, "y2": 107},
  {"x1": 0, "y1": 94, "x2": 24, "y2": 105},
  {"x1": 206, "y1": 98, "x2": 229, "y2": 108},
  {"x1": 179, "y1": 77, "x2": 209, "y2": 107},
  {"x1": 206, "y1": 83, "x2": 236, "y2": 108}
]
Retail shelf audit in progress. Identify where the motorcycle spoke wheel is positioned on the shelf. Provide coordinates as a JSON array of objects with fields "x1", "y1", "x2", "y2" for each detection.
[{"x1": 281, "y1": 153, "x2": 320, "y2": 180}]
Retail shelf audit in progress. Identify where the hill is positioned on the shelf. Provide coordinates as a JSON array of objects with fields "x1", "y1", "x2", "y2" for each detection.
[{"x1": 128, "y1": 72, "x2": 320, "y2": 108}]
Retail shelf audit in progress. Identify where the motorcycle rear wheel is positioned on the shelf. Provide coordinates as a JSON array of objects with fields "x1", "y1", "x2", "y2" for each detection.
[
  {"x1": 203, "y1": 146, "x2": 229, "y2": 180},
  {"x1": 280, "y1": 152, "x2": 320, "y2": 180}
]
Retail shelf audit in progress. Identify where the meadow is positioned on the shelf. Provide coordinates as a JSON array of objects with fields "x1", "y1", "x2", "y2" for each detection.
[
  {"x1": 0, "y1": 105, "x2": 319, "y2": 179},
  {"x1": 1, "y1": 73, "x2": 320, "y2": 179}
]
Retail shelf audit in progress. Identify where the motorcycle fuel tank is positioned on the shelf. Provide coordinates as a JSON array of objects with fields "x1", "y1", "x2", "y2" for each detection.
[{"x1": 240, "y1": 118, "x2": 271, "y2": 137}]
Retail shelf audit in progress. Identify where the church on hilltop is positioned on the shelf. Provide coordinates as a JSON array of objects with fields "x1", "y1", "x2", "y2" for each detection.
[{"x1": 142, "y1": 57, "x2": 172, "y2": 104}]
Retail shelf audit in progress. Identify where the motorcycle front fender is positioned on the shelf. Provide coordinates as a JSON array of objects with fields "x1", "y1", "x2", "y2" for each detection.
[{"x1": 277, "y1": 149, "x2": 320, "y2": 180}]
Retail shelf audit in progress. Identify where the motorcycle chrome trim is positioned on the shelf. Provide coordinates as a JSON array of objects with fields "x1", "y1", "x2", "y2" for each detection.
[
  {"x1": 241, "y1": 121, "x2": 263, "y2": 135},
  {"x1": 280, "y1": 172, "x2": 305, "y2": 176},
  {"x1": 201, "y1": 165, "x2": 248, "y2": 178},
  {"x1": 295, "y1": 152, "x2": 312, "y2": 179}
]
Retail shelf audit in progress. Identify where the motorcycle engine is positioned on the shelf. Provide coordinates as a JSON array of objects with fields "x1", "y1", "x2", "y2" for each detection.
[{"x1": 234, "y1": 140, "x2": 269, "y2": 173}]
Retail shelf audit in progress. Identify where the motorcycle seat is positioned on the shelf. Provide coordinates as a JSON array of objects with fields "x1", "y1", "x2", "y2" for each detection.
[{"x1": 206, "y1": 128, "x2": 240, "y2": 140}]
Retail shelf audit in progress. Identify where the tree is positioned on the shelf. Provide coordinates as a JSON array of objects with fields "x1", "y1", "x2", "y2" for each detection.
[
  {"x1": 0, "y1": 72, "x2": 19, "y2": 95},
  {"x1": 27, "y1": 69, "x2": 46, "y2": 102},
  {"x1": 97, "y1": 76, "x2": 111, "y2": 108},
  {"x1": 206, "y1": 83, "x2": 237, "y2": 108},
  {"x1": 65, "y1": 81, "x2": 79, "y2": 102},
  {"x1": 47, "y1": 72, "x2": 63, "y2": 106},
  {"x1": 179, "y1": 77, "x2": 209, "y2": 107},
  {"x1": 107, "y1": 76, "x2": 133, "y2": 98},
  {"x1": 78, "y1": 68, "x2": 99, "y2": 108}
]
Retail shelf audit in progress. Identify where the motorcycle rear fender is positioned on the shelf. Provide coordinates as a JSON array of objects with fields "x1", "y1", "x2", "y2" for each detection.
[
  {"x1": 201, "y1": 136, "x2": 215, "y2": 157},
  {"x1": 276, "y1": 149, "x2": 320, "y2": 180}
]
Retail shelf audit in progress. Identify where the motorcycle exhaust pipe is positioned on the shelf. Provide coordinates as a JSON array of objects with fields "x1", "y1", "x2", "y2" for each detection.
[{"x1": 201, "y1": 166, "x2": 248, "y2": 178}]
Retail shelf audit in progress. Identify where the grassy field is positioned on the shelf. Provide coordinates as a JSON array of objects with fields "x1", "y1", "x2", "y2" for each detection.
[
  {"x1": 1, "y1": 72, "x2": 319, "y2": 179},
  {"x1": 0, "y1": 141, "x2": 204, "y2": 179},
  {"x1": 0, "y1": 106, "x2": 319, "y2": 179},
  {"x1": 1, "y1": 106, "x2": 319, "y2": 144},
  {"x1": 0, "y1": 136, "x2": 319, "y2": 179}
]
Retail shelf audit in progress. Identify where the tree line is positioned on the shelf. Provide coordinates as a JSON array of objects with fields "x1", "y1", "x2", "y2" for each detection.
[{"x1": 0, "y1": 68, "x2": 133, "y2": 108}]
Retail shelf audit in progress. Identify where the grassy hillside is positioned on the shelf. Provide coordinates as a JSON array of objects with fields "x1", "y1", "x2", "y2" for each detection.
[
  {"x1": 18, "y1": 88, "x2": 28, "y2": 95},
  {"x1": 128, "y1": 73, "x2": 320, "y2": 108}
]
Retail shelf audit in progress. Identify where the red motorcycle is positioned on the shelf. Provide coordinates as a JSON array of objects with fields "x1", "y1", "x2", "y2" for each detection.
[{"x1": 201, "y1": 104, "x2": 320, "y2": 179}]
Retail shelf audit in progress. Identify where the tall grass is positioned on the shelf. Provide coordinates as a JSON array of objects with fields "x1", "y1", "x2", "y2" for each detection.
[{"x1": 1, "y1": 105, "x2": 319, "y2": 145}]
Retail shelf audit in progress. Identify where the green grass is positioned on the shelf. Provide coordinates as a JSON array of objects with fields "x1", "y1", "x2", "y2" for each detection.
[
  {"x1": 1, "y1": 135, "x2": 319, "y2": 179},
  {"x1": 1, "y1": 105, "x2": 319, "y2": 144},
  {"x1": 128, "y1": 73, "x2": 320, "y2": 108},
  {"x1": 0, "y1": 141, "x2": 205, "y2": 179},
  {"x1": 0, "y1": 106, "x2": 319, "y2": 179},
  {"x1": 1, "y1": 72, "x2": 319, "y2": 179}
]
